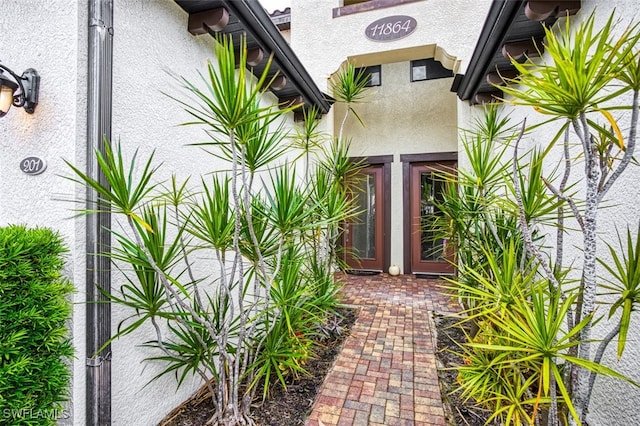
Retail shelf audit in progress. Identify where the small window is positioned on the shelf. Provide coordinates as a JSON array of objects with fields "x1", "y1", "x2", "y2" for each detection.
[
  {"x1": 411, "y1": 59, "x2": 453, "y2": 82},
  {"x1": 333, "y1": 0, "x2": 424, "y2": 18},
  {"x1": 357, "y1": 65, "x2": 381, "y2": 87}
]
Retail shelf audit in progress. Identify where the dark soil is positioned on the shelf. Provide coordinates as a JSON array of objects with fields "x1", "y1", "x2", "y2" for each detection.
[
  {"x1": 433, "y1": 312, "x2": 494, "y2": 426},
  {"x1": 158, "y1": 307, "x2": 493, "y2": 426},
  {"x1": 159, "y1": 307, "x2": 357, "y2": 426}
]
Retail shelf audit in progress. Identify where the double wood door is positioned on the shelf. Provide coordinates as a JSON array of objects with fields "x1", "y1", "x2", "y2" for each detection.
[{"x1": 342, "y1": 159, "x2": 455, "y2": 275}]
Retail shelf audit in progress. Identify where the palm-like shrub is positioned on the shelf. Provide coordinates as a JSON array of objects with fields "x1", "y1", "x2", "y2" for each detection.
[
  {"x1": 439, "y1": 12, "x2": 640, "y2": 426},
  {"x1": 66, "y1": 36, "x2": 360, "y2": 425}
]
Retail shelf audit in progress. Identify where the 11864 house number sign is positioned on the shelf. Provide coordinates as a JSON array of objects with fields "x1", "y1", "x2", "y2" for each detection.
[{"x1": 365, "y1": 15, "x2": 417, "y2": 42}]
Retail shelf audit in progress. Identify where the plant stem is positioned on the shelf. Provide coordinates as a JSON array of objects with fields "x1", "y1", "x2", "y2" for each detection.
[{"x1": 572, "y1": 112, "x2": 600, "y2": 423}]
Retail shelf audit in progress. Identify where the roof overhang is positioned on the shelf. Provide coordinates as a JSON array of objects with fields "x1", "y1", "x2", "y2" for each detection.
[
  {"x1": 452, "y1": 0, "x2": 580, "y2": 104},
  {"x1": 175, "y1": 0, "x2": 332, "y2": 115}
]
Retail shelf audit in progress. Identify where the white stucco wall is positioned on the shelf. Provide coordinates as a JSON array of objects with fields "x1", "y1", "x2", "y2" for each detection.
[
  {"x1": 291, "y1": 0, "x2": 491, "y2": 93},
  {"x1": 575, "y1": 2, "x2": 640, "y2": 424},
  {"x1": 110, "y1": 1, "x2": 296, "y2": 424},
  {"x1": 110, "y1": 2, "x2": 218, "y2": 424},
  {"x1": 0, "y1": 1, "x2": 88, "y2": 424}
]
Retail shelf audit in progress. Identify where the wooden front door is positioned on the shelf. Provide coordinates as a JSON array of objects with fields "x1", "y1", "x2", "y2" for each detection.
[
  {"x1": 409, "y1": 162, "x2": 455, "y2": 274},
  {"x1": 344, "y1": 165, "x2": 385, "y2": 271}
]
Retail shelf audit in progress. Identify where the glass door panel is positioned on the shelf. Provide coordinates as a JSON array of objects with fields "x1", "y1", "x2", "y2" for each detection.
[
  {"x1": 345, "y1": 166, "x2": 384, "y2": 271},
  {"x1": 351, "y1": 173, "x2": 376, "y2": 260},
  {"x1": 410, "y1": 162, "x2": 455, "y2": 274},
  {"x1": 419, "y1": 171, "x2": 446, "y2": 262}
]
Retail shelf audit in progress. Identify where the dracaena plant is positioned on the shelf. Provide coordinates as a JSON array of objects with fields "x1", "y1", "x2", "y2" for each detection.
[
  {"x1": 67, "y1": 34, "x2": 354, "y2": 426},
  {"x1": 501, "y1": 12, "x2": 640, "y2": 425},
  {"x1": 441, "y1": 11, "x2": 640, "y2": 426}
]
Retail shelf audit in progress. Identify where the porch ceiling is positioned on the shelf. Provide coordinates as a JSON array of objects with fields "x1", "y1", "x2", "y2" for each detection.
[
  {"x1": 452, "y1": 0, "x2": 581, "y2": 104},
  {"x1": 174, "y1": 0, "x2": 332, "y2": 114}
]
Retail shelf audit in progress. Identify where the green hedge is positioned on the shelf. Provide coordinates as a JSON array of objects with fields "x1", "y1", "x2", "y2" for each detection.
[{"x1": 0, "y1": 226, "x2": 73, "y2": 425}]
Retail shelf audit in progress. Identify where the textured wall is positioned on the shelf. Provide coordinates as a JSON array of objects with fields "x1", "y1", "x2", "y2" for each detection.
[
  {"x1": 579, "y1": 3, "x2": 640, "y2": 424},
  {"x1": 291, "y1": 0, "x2": 491, "y2": 93},
  {"x1": 110, "y1": 1, "x2": 295, "y2": 424},
  {"x1": 110, "y1": 2, "x2": 216, "y2": 423},
  {"x1": 0, "y1": 1, "x2": 87, "y2": 424}
]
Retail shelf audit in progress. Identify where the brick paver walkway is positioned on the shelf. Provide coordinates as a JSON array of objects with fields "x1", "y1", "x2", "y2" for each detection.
[{"x1": 306, "y1": 273, "x2": 460, "y2": 426}]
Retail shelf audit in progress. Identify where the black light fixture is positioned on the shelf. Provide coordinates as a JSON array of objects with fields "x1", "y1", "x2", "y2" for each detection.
[{"x1": 0, "y1": 63, "x2": 40, "y2": 117}]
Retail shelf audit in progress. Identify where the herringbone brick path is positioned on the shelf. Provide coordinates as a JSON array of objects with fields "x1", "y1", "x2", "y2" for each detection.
[{"x1": 306, "y1": 273, "x2": 460, "y2": 426}]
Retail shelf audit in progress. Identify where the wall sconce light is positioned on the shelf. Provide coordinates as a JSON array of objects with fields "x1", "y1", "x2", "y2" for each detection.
[{"x1": 0, "y1": 63, "x2": 40, "y2": 117}]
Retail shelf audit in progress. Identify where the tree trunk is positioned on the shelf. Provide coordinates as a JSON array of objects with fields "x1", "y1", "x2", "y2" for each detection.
[{"x1": 572, "y1": 115, "x2": 600, "y2": 423}]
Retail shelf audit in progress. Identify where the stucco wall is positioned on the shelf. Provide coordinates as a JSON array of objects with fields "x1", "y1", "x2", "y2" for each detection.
[
  {"x1": 0, "y1": 1, "x2": 88, "y2": 424},
  {"x1": 291, "y1": 0, "x2": 492, "y2": 93},
  {"x1": 577, "y1": 2, "x2": 640, "y2": 424},
  {"x1": 110, "y1": 1, "x2": 295, "y2": 424},
  {"x1": 110, "y1": 2, "x2": 218, "y2": 423}
]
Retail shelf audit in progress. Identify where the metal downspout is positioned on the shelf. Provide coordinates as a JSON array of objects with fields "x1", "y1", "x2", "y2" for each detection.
[{"x1": 86, "y1": 0, "x2": 113, "y2": 424}]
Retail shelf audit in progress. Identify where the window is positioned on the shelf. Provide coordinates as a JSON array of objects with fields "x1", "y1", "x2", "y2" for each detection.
[
  {"x1": 410, "y1": 59, "x2": 453, "y2": 82},
  {"x1": 357, "y1": 65, "x2": 381, "y2": 87},
  {"x1": 334, "y1": 0, "x2": 423, "y2": 18}
]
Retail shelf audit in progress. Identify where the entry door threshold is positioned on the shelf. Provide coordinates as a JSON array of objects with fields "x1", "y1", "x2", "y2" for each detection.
[
  {"x1": 345, "y1": 269, "x2": 382, "y2": 276},
  {"x1": 413, "y1": 272, "x2": 455, "y2": 279}
]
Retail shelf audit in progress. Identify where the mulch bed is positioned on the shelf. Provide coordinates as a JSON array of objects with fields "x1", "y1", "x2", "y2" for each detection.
[
  {"x1": 159, "y1": 307, "x2": 357, "y2": 426},
  {"x1": 433, "y1": 312, "x2": 494, "y2": 426},
  {"x1": 157, "y1": 304, "x2": 497, "y2": 426}
]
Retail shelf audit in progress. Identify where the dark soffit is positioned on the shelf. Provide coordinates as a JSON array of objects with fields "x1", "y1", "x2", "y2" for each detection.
[
  {"x1": 452, "y1": 0, "x2": 581, "y2": 104},
  {"x1": 174, "y1": 0, "x2": 332, "y2": 114}
]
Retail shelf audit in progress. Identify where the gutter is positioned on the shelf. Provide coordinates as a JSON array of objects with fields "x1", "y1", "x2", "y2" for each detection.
[
  {"x1": 226, "y1": 0, "x2": 332, "y2": 113},
  {"x1": 86, "y1": 0, "x2": 114, "y2": 424},
  {"x1": 452, "y1": 0, "x2": 523, "y2": 101}
]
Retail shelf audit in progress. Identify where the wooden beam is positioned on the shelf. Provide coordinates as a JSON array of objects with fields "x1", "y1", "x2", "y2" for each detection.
[
  {"x1": 279, "y1": 95, "x2": 304, "y2": 110},
  {"x1": 474, "y1": 91, "x2": 503, "y2": 104},
  {"x1": 188, "y1": 8, "x2": 229, "y2": 35},
  {"x1": 247, "y1": 48, "x2": 264, "y2": 67},
  {"x1": 261, "y1": 74, "x2": 287, "y2": 92},
  {"x1": 525, "y1": 1, "x2": 581, "y2": 21},
  {"x1": 271, "y1": 75, "x2": 287, "y2": 91},
  {"x1": 486, "y1": 69, "x2": 519, "y2": 86},
  {"x1": 502, "y1": 40, "x2": 542, "y2": 61}
]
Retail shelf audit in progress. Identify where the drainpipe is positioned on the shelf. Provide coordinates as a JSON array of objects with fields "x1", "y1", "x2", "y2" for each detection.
[{"x1": 86, "y1": 0, "x2": 113, "y2": 424}]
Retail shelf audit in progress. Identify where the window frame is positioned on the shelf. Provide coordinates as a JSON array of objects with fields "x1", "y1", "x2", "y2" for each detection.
[
  {"x1": 357, "y1": 65, "x2": 382, "y2": 87},
  {"x1": 410, "y1": 58, "x2": 454, "y2": 83},
  {"x1": 333, "y1": 0, "x2": 423, "y2": 18}
]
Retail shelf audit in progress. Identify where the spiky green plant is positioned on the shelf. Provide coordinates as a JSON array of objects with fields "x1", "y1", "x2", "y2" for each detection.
[
  {"x1": 443, "y1": 12, "x2": 640, "y2": 426},
  {"x1": 67, "y1": 34, "x2": 353, "y2": 426}
]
